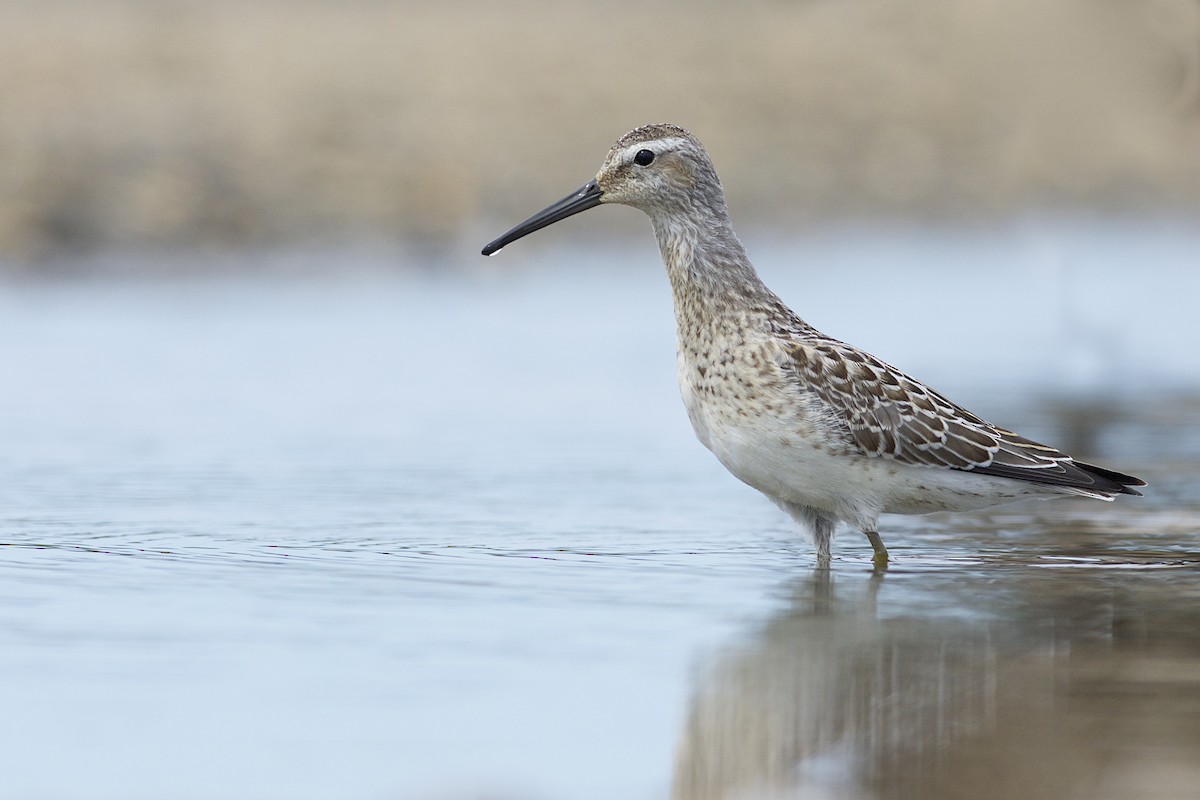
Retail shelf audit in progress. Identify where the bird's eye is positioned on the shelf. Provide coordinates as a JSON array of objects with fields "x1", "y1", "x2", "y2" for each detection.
[{"x1": 634, "y1": 149, "x2": 655, "y2": 166}]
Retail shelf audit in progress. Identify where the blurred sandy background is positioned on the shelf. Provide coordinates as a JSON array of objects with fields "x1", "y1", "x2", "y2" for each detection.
[{"x1": 1, "y1": 0, "x2": 1198, "y2": 262}]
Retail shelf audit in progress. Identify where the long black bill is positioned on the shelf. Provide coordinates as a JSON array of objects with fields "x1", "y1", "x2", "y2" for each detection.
[{"x1": 481, "y1": 179, "x2": 602, "y2": 256}]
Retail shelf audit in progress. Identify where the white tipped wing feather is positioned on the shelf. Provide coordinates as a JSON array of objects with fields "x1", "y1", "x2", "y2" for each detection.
[{"x1": 782, "y1": 339, "x2": 1143, "y2": 498}]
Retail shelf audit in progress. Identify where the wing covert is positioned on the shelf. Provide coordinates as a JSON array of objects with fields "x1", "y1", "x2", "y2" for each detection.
[{"x1": 784, "y1": 341, "x2": 1071, "y2": 475}]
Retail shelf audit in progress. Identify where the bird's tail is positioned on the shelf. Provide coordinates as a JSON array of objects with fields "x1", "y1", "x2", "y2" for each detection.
[{"x1": 1062, "y1": 460, "x2": 1146, "y2": 499}]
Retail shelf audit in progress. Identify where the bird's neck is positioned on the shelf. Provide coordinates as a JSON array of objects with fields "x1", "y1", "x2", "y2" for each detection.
[{"x1": 649, "y1": 210, "x2": 779, "y2": 322}]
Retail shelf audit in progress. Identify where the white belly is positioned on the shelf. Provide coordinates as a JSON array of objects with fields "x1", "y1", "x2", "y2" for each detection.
[{"x1": 678, "y1": 359, "x2": 1041, "y2": 529}]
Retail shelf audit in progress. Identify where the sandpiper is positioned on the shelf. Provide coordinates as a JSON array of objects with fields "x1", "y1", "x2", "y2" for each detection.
[{"x1": 482, "y1": 123, "x2": 1145, "y2": 568}]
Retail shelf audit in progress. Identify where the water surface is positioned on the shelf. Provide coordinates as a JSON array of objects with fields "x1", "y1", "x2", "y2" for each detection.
[{"x1": 2, "y1": 225, "x2": 1199, "y2": 799}]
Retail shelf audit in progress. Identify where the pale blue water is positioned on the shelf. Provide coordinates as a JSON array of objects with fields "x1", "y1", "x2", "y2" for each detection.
[{"x1": 2, "y1": 222, "x2": 1199, "y2": 799}]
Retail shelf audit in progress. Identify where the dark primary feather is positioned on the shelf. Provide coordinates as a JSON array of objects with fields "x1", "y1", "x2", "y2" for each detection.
[{"x1": 784, "y1": 339, "x2": 1146, "y2": 496}]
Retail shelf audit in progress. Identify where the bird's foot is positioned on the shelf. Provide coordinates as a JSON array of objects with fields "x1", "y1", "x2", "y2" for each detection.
[{"x1": 866, "y1": 530, "x2": 889, "y2": 572}]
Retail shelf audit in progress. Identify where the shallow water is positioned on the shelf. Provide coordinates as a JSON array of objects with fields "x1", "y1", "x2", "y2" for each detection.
[{"x1": 2, "y1": 225, "x2": 1199, "y2": 799}]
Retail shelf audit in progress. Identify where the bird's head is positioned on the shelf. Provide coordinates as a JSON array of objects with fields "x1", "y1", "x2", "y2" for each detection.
[{"x1": 482, "y1": 123, "x2": 721, "y2": 256}]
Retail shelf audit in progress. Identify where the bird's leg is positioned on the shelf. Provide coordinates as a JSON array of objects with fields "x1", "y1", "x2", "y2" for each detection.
[
  {"x1": 865, "y1": 530, "x2": 889, "y2": 570},
  {"x1": 813, "y1": 514, "x2": 834, "y2": 569},
  {"x1": 774, "y1": 500, "x2": 838, "y2": 567}
]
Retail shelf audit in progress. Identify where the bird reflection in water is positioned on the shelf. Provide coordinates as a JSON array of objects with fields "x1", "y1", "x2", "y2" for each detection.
[{"x1": 672, "y1": 562, "x2": 1200, "y2": 800}]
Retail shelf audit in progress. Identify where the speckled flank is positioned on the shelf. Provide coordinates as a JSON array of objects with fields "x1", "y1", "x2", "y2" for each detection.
[{"x1": 484, "y1": 123, "x2": 1146, "y2": 567}]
